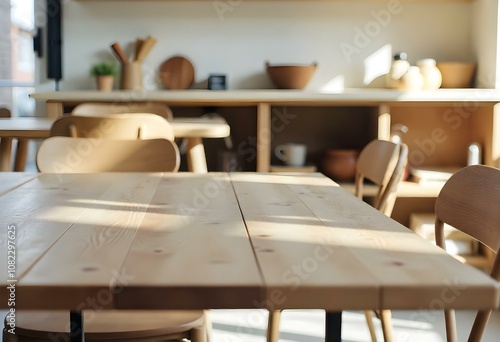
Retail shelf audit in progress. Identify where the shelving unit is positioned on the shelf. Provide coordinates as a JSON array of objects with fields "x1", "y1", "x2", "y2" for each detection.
[
  {"x1": 408, "y1": 213, "x2": 493, "y2": 269},
  {"x1": 31, "y1": 89, "x2": 500, "y2": 217}
]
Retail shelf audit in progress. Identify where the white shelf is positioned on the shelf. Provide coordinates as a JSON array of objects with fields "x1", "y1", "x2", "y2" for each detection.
[{"x1": 30, "y1": 89, "x2": 500, "y2": 105}]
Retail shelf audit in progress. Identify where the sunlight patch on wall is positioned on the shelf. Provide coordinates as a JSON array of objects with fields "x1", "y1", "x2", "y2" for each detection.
[
  {"x1": 363, "y1": 44, "x2": 392, "y2": 87},
  {"x1": 320, "y1": 75, "x2": 345, "y2": 93}
]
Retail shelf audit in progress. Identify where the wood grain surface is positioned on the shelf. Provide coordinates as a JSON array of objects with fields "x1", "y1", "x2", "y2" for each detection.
[
  {"x1": 0, "y1": 172, "x2": 498, "y2": 312},
  {"x1": 159, "y1": 56, "x2": 195, "y2": 90}
]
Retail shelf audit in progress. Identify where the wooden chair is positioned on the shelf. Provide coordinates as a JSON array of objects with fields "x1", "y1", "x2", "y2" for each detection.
[
  {"x1": 50, "y1": 113, "x2": 175, "y2": 141},
  {"x1": 8, "y1": 119, "x2": 208, "y2": 340},
  {"x1": 72, "y1": 102, "x2": 174, "y2": 121},
  {"x1": 377, "y1": 143, "x2": 409, "y2": 216},
  {"x1": 354, "y1": 139, "x2": 402, "y2": 211},
  {"x1": 36, "y1": 137, "x2": 180, "y2": 173},
  {"x1": 358, "y1": 141, "x2": 408, "y2": 342},
  {"x1": 434, "y1": 164, "x2": 500, "y2": 342},
  {"x1": 4, "y1": 311, "x2": 208, "y2": 342},
  {"x1": 0, "y1": 107, "x2": 27, "y2": 171},
  {"x1": 266, "y1": 140, "x2": 407, "y2": 342}
]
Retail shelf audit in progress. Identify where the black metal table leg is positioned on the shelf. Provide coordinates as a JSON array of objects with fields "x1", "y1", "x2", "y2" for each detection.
[
  {"x1": 325, "y1": 311, "x2": 342, "y2": 342},
  {"x1": 70, "y1": 311, "x2": 84, "y2": 342}
]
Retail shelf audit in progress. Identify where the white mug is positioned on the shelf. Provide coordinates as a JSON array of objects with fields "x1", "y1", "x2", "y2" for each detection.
[{"x1": 275, "y1": 143, "x2": 307, "y2": 166}]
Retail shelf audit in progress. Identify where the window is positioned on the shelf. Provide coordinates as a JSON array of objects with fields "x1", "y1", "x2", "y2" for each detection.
[{"x1": 0, "y1": 0, "x2": 35, "y2": 117}]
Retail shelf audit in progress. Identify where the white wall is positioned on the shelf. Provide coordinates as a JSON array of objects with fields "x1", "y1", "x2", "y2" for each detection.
[
  {"x1": 55, "y1": 0, "x2": 474, "y2": 91},
  {"x1": 473, "y1": 0, "x2": 499, "y2": 88}
]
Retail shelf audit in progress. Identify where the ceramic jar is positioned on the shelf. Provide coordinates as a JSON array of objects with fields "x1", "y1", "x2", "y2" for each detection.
[
  {"x1": 120, "y1": 62, "x2": 143, "y2": 90},
  {"x1": 398, "y1": 66, "x2": 423, "y2": 91},
  {"x1": 321, "y1": 149, "x2": 359, "y2": 182},
  {"x1": 417, "y1": 59, "x2": 442, "y2": 90},
  {"x1": 386, "y1": 53, "x2": 410, "y2": 89}
]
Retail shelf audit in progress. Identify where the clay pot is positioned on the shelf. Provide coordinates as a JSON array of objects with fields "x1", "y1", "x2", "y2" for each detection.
[
  {"x1": 96, "y1": 75, "x2": 114, "y2": 92},
  {"x1": 321, "y1": 149, "x2": 359, "y2": 182},
  {"x1": 436, "y1": 62, "x2": 476, "y2": 88},
  {"x1": 266, "y1": 61, "x2": 317, "y2": 89}
]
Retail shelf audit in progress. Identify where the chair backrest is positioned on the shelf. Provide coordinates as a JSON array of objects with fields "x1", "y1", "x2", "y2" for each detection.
[
  {"x1": 0, "y1": 107, "x2": 11, "y2": 118},
  {"x1": 355, "y1": 139, "x2": 401, "y2": 211},
  {"x1": 50, "y1": 113, "x2": 175, "y2": 141},
  {"x1": 435, "y1": 164, "x2": 500, "y2": 263},
  {"x1": 378, "y1": 143, "x2": 408, "y2": 216},
  {"x1": 434, "y1": 164, "x2": 500, "y2": 341},
  {"x1": 72, "y1": 102, "x2": 173, "y2": 121},
  {"x1": 37, "y1": 137, "x2": 180, "y2": 173}
]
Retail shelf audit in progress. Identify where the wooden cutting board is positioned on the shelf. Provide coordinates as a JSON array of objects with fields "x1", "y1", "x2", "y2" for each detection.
[{"x1": 159, "y1": 56, "x2": 195, "y2": 90}]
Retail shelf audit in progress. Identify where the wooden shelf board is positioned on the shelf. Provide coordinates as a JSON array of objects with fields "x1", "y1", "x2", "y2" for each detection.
[
  {"x1": 339, "y1": 180, "x2": 444, "y2": 198},
  {"x1": 270, "y1": 165, "x2": 317, "y2": 173}
]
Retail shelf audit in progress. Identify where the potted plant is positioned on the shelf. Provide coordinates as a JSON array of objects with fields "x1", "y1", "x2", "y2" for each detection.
[{"x1": 90, "y1": 61, "x2": 118, "y2": 92}]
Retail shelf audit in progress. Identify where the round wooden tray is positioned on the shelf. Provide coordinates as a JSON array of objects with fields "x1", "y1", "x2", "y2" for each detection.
[{"x1": 159, "y1": 56, "x2": 195, "y2": 90}]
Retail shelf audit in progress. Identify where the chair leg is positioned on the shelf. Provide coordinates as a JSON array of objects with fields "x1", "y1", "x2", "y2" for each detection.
[
  {"x1": 444, "y1": 309, "x2": 458, "y2": 342},
  {"x1": 3, "y1": 329, "x2": 18, "y2": 342},
  {"x1": 204, "y1": 311, "x2": 212, "y2": 342},
  {"x1": 468, "y1": 309, "x2": 492, "y2": 342},
  {"x1": 364, "y1": 310, "x2": 378, "y2": 342},
  {"x1": 190, "y1": 326, "x2": 208, "y2": 342},
  {"x1": 379, "y1": 310, "x2": 393, "y2": 342},
  {"x1": 0, "y1": 137, "x2": 13, "y2": 171},
  {"x1": 267, "y1": 310, "x2": 282, "y2": 342},
  {"x1": 14, "y1": 138, "x2": 28, "y2": 172}
]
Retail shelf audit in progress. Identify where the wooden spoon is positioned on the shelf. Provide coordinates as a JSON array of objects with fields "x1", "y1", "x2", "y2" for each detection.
[
  {"x1": 111, "y1": 43, "x2": 128, "y2": 64},
  {"x1": 134, "y1": 38, "x2": 144, "y2": 62},
  {"x1": 136, "y1": 36, "x2": 157, "y2": 62}
]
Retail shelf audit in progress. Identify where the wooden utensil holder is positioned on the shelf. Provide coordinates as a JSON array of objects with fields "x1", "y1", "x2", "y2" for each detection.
[{"x1": 120, "y1": 62, "x2": 143, "y2": 90}]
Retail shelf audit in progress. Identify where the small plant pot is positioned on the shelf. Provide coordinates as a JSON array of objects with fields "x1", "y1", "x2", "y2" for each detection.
[{"x1": 96, "y1": 75, "x2": 114, "y2": 92}]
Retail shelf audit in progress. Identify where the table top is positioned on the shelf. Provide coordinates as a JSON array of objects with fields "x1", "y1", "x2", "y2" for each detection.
[
  {"x1": 0, "y1": 118, "x2": 53, "y2": 138},
  {"x1": 0, "y1": 117, "x2": 230, "y2": 139},
  {"x1": 0, "y1": 172, "x2": 498, "y2": 312}
]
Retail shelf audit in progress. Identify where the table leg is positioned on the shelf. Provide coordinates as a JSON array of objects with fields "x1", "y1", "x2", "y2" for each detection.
[
  {"x1": 256, "y1": 103, "x2": 271, "y2": 172},
  {"x1": 46, "y1": 101, "x2": 64, "y2": 119},
  {"x1": 14, "y1": 138, "x2": 28, "y2": 172},
  {"x1": 70, "y1": 311, "x2": 85, "y2": 342},
  {"x1": 0, "y1": 137, "x2": 13, "y2": 171},
  {"x1": 186, "y1": 137, "x2": 208, "y2": 173},
  {"x1": 325, "y1": 311, "x2": 342, "y2": 342}
]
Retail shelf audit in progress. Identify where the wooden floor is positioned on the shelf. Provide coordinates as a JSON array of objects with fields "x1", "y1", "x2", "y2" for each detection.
[
  {"x1": 209, "y1": 309, "x2": 500, "y2": 342},
  {"x1": 2, "y1": 309, "x2": 498, "y2": 341}
]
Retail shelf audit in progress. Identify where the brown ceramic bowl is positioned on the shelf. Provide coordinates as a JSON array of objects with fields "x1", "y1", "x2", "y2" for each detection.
[
  {"x1": 321, "y1": 149, "x2": 359, "y2": 182},
  {"x1": 436, "y1": 62, "x2": 476, "y2": 88},
  {"x1": 266, "y1": 61, "x2": 318, "y2": 89}
]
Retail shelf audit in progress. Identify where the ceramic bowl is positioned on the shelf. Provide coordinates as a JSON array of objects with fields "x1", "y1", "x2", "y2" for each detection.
[
  {"x1": 266, "y1": 62, "x2": 317, "y2": 89},
  {"x1": 436, "y1": 62, "x2": 476, "y2": 88},
  {"x1": 321, "y1": 149, "x2": 359, "y2": 182}
]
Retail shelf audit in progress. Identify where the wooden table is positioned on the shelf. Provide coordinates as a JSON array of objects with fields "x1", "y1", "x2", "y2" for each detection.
[
  {"x1": 0, "y1": 118, "x2": 53, "y2": 172},
  {"x1": 0, "y1": 117, "x2": 230, "y2": 173},
  {"x1": 0, "y1": 172, "x2": 498, "y2": 341}
]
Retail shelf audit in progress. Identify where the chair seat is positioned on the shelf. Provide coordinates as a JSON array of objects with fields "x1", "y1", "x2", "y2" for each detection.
[{"x1": 9, "y1": 310, "x2": 205, "y2": 340}]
